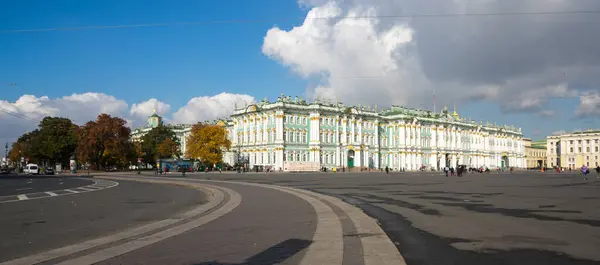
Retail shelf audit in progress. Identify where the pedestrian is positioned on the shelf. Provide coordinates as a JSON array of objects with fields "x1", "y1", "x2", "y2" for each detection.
[
  {"x1": 596, "y1": 166, "x2": 600, "y2": 178},
  {"x1": 385, "y1": 166, "x2": 389, "y2": 174},
  {"x1": 444, "y1": 166, "x2": 449, "y2": 177},
  {"x1": 450, "y1": 167, "x2": 455, "y2": 176},
  {"x1": 581, "y1": 165, "x2": 589, "y2": 180}
]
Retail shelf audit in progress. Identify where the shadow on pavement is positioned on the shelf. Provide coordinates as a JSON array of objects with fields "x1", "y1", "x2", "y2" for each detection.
[{"x1": 193, "y1": 238, "x2": 312, "y2": 265}]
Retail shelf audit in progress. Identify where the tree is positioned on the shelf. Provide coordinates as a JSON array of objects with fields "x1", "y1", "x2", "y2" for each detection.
[
  {"x1": 186, "y1": 123, "x2": 231, "y2": 166},
  {"x1": 9, "y1": 130, "x2": 42, "y2": 164},
  {"x1": 157, "y1": 138, "x2": 180, "y2": 159},
  {"x1": 141, "y1": 125, "x2": 179, "y2": 164},
  {"x1": 76, "y1": 114, "x2": 134, "y2": 170},
  {"x1": 36, "y1": 117, "x2": 78, "y2": 165}
]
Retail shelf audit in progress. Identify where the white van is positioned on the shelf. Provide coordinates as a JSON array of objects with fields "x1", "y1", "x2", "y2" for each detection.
[{"x1": 24, "y1": 164, "x2": 39, "y2": 175}]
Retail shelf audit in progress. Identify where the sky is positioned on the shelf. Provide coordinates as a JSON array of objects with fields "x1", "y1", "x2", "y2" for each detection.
[{"x1": 2, "y1": 0, "x2": 600, "y2": 144}]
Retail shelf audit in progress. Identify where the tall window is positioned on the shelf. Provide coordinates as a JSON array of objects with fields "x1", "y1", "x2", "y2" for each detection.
[{"x1": 296, "y1": 153, "x2": 300, "y2": 161}]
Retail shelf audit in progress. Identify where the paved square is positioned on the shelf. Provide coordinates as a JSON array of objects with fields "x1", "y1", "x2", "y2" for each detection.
[{"x1": 194, "y1": 170, "x2": 600, "y2": 265}]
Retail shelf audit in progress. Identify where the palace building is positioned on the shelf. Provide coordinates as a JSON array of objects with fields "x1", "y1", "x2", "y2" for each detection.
[
  {"x1": 547, "y1": 130, "x2": 600, "y2": 169},
  {"x1": 230, "y1": 95, "x2": 526, "y2": 171}
]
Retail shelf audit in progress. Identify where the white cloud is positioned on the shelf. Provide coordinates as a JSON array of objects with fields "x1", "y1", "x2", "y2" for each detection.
[
  {"x1": 130, "y1": 98, "x2": 171, "y2": 121},
  {"x1": 538, "y1": 110, "x2": 555, "y2": 117},
  {"x1": 172, "y1": 92, "x2": 255, "y2": 124},
  {"x1": 575, "y1": 91, "x2": 600, "y2": 118},
  {"x1": 263, "y1": 0, "x2": 600, "y2": 112},
  {"x1": 0, "y1": 93, "x2": 129, "y2": 144}
]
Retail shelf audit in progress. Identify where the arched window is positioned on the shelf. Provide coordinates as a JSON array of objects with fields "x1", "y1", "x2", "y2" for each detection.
[
  {"x1": 296, "y1": 153, "x2": 300, "y2": 161},
  {"x1": 303, "y1": 153, "x2": 307, "y2": 161}
]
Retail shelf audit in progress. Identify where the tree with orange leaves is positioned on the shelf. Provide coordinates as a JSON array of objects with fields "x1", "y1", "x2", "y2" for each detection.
[
  {"x1": 185, "y1": 123, "x2": 231, "y2": 166},
  {"x1": 76, "y1": 114, "x2": 135, "y2": 170}
]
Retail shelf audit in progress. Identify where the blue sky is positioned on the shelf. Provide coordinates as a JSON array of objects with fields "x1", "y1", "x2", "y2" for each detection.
[
  {"x1": 1, "y1": 0, "x2": 599, "y2": 142},
  {"x1": 1, "y1": 0, "x2": 307, "y2": 103}
]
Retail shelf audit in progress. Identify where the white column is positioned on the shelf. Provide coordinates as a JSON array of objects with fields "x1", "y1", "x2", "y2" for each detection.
[{"x1": 374, "y1": 152, "x2": 379, "y2": 168}]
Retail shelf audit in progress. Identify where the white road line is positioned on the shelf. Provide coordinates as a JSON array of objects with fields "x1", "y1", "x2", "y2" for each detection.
[
  {"x1": 0, "y1": 183, "x2": 228, "y2": 265},
  {"x1": 76, "y1": 187, "x2": 94, "y2": 192},
  {"x1": 286, "y1": 187, "x2": 407, "y2": 265},
  {"x1": 17, "y1": 195, "x2": 28, "y2": 200},
  {"x1": 55, "y1": 185, "x2": 240, "y2": 265},
  {"x1": 16, "y1": 187, "x2": 33, "y2": 191},
  {"x1": 64, "y1": 189, "x2": 79, "y2": 193},
  {"x1": 45, "y1": 192, "x2": 58, "y2": 196},
  {"x1": 174, "y1": 178, "x2": 344, "y2": 265}
]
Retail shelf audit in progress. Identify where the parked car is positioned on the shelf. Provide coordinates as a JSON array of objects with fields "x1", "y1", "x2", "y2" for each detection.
[
  {"x1": 45, "y1": 167, "x2": 55, "y2": 175},
  {"x1": 24, "y1": 164, "x2": 40, "y2": 175}
]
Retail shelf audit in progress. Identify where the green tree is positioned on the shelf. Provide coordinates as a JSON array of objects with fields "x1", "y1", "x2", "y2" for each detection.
[
  {"x1": 141, "y1": 125, "x2": 179, "y2": 165},
  {"x1": 36, "y1": 117, "x2": 78, "y2": 166},
  {"x1": 8, "y1": 130, "x2": 41, "y2": 165}
]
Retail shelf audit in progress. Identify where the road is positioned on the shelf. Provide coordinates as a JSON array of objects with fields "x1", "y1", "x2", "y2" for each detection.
[
  {"x1": 0, "y1": 178, "x2": 207, "y2": 263},
  {"x1": 0, "y1": 176, "x2": 94, "y2": 196},
  {"x1": 1, "y1": 171, "x2": 598, "y2": 265}
]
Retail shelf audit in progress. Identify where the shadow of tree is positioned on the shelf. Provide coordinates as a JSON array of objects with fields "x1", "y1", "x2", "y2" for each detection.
[{"x1": 193, "y1": 238, "x2": 312, "y2": 265}]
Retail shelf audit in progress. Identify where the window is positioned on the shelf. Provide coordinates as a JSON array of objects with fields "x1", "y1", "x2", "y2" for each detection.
[
  {"x1": 296, "y1": 153, "x2": 300, "y2": 161},
  {"x1": 283, "y1": 131, "x2": 287, "y2": 142},
  {"x1": 570, "y1": 140, "x2": 574, "y2": 144},
  {"x1": 587, "y1": 140, "x2": 590, "y2": 144},
  {"x1": 570, "y1": 147, "x2": 574, "y2": 153},
  {"x1": 303, "y1": 153, "x2": 307, "y2": 161},
  {"x1": 579, "y1": 147, "x2": 582, "y2": 153},
  {"x1": 596, "y1": 146, "x2": 599, "y2": 152},
  {"x1": 587, "y1": 147, "x2": 590, "y2": 153}
]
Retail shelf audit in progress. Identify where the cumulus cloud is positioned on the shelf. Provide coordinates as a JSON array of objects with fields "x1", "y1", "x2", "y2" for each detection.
[
  {"x1": 263, "y1": 0, "x2": 600, "y2": 112},
  {"x1": 538, "y1": 110, "x2": 555, "y2": 118},
  {"x1": 172, "y1": 92, "x2": 255, "y2": 124},
  {"x1": 574, "y1": 91, "x2": 600, "y2": 118},
  {"x1": 130, "y1": 98, "x2": 171, "y2": 127},
  {"x1": 0, "y1": 93, "x2": 129, "y2": 144}
]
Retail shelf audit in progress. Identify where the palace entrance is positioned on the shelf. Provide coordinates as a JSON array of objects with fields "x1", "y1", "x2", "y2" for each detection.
[{"x1": 347, "y1": 150, "x2": 355, "y2": 168}]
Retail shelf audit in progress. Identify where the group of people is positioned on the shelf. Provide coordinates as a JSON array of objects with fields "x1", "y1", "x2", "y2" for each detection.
[{"x1": 580, "y1": 165, "x2": 600, "y2": 180}]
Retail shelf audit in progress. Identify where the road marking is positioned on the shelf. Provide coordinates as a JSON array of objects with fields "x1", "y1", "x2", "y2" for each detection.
[
  {"x1": 0, "y1": 179, "x2": 119, "y2": 204},
  {"x1": 17, "y1": 195, "x2": 28, "y2": 200},
  {"x1": 182, "y1": 177, "x2": 404, "y2": 265},
  {"x1": 0, "y1": 183, "x2": 233, "y2": 265},
  {"x1": 15, "y1": 187, "x2": 33, "y2": 191},
  {"x1": 55, "y1": 185, "x2": 240, "y2": 265},
  {"x1": 285, "y1": 187, "x2": 407, "y2": 265},
  {"x1": 155, "y1": 177, "x2": 344, "y2": 265}
]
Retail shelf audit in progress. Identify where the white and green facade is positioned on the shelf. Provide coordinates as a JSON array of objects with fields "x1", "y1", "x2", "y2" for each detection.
[{"x1": 230, "y1": 95, "x2": 526, "y2": 171}]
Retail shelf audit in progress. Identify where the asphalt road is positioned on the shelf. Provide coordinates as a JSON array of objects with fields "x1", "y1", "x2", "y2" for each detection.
[
  {"x1": 183, "y1": 170, "x2": 600, "y2": 265},
  {"x1": 97, "y1": 182, "x2": 318, "y2": 265},
  {"x1": 0, "y1": 176, "x2": 94, "y2": 196},
  {"x1": 0, "y1": 179, "x2": 207, "y2": 263}
]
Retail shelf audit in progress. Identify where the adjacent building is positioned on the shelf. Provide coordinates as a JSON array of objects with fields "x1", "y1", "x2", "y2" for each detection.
[
  {"x1": 230, "y1": 95, "x2": 526, "y2": 171},
  {"x1": 547, "y1": 130, "x2": 600, "y2": 169},
  {"x1": 524, "y1": 138, "x2": 547, "y2": 169}
]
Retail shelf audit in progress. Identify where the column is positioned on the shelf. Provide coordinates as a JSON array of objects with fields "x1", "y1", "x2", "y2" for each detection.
[
  {"x1": 351, "y1": 117, "x2": 356, "y2": 145},
  {"x1": 399, "y1": 123, "x2": 405, "y2": 147},
  {"x1": 336, "y1": 146, "x2": 341, "y2": 167},
  {"x1": 374, "y1": 152, "x2": 379, "y2": 169},
  {"x1": 358, "y1": 118, "x2": 363, "y2": 145},
  {"x1": 365, "y1": 148, "x2": 370, "y2": 168},
  {"x1": 356, "y1": 148, "x2": 362, "y2": 167},
  {"x1": 309, "y1": 112, "x2": 321, "y2": 162},
  {"x1": 342, "y1": 116, "x2": 347, "y2": 145}
]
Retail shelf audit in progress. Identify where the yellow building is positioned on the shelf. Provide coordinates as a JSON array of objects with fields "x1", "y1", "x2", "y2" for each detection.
[
  {"x1": 524, "y1": 138, "x2": 546, "y2": 169},
  {"x1": 547, "y1": 130, "x2": 600, "y2": 169}
]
